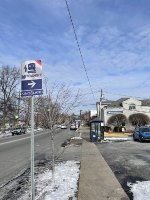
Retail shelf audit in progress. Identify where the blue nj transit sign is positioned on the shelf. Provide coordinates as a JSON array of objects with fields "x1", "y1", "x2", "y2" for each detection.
[{"x1": 21, "y1": 60, "x2": 43, "y2": 96}]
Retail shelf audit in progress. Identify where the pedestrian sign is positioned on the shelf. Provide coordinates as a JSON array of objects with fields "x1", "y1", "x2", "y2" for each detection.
[{"x1": 21, "y1": 60, "x2": 43, "y2": 96}]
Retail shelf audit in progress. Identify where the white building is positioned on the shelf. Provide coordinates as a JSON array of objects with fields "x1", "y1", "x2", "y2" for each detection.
[
  {"x1": 96, "y1": 98, "x2": 150, "y2": 129},
  {"x1": 90, "y1": 110, "x2": 97, "y2": 118}
]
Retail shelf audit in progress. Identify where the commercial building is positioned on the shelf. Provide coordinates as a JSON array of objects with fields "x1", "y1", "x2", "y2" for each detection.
[{"x1": 96, "y1": 98, "x2": 150, "y2": 130}]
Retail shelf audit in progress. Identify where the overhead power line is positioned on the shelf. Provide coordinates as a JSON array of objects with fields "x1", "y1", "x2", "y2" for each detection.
[{"x1": 64, "y1": 0, "x2": 96, "y2": 102}]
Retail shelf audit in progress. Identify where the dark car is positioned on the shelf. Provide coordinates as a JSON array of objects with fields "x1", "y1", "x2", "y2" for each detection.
[
  {"x1": 11, "y1": 127, "x2": 26, "y2": 136},
  {"x1": 133, "y1": 126, "x2": 150, "y2": 142}
]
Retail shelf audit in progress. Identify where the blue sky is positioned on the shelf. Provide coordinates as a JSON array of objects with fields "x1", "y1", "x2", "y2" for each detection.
[{"x1": 0, "y1": 0, "x2": 150, "y2": 113}]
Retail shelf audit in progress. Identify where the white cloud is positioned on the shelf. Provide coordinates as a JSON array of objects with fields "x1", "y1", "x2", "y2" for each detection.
[{"x1": 1, "y1": 0, "x2": 150, "y2": 113}]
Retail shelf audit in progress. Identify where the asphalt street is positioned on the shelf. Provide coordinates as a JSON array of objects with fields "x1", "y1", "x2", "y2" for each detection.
[
  {"x1": 0, "y1": 128, "x2": 76, "y2": 187},
  {"x1": 96, "y1": 140, "x2": 150, "y2": 199}
]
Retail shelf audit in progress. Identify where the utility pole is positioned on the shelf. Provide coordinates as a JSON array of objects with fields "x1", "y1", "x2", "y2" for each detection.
[
  {"x1": 80, "y1": 110, "x2": 82, "y2": 121},
  {"x1": 99, "y1": 89, "x2": 103, "y2": 119}
]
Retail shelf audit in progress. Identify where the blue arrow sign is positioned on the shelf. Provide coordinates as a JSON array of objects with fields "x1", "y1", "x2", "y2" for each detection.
[
  {"x1": 21, "y1": 79, "x2": 42, "y2": 91},
  {"x1": 21, "y1": 79, "x2": 43, "y2": 97},
  {"x1": 21, "y1": 61, "x2": 43, "y2": 97}
]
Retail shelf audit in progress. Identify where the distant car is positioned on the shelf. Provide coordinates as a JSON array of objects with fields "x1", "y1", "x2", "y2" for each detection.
[
  {"x1": 61, "y1": 124, "x2": 67, "y2": 129},
  {"x1": 133, "y1": 126, "x2": 150, "y2": 142},
  {"x1": 37, "y1": 127, "x2": 43, "y2": 131},
  {"x1": 70, "y1": 124, "x2": 76, "y2": 130},
  {"x1": 11, "y1": 127, "x2": 26, "y2": 136}
]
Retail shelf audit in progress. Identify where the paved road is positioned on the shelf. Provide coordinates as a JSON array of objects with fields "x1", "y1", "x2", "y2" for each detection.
[
  {"x1": 0, "y1": 128, "x2": 76, "y2": 187},
  {"x1": 96, "y1": 140, "x2": 150, "y2": 199}
]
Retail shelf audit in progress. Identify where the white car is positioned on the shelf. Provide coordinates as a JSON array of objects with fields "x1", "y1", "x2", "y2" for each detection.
[
  {"x1": 37, "y1": 127, "x2": 43, "y2": 131},
  {"x1": 61, "y1": 124, "x2": 67, "y2": 129},
  {"x1": 70, "y1": 124, "x2": 76, "y2": 130}
]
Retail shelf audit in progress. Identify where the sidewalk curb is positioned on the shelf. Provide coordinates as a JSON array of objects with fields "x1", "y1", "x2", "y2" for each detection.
[{"x1": 78, "y1": 126, "x2": 129, "y2": 200}]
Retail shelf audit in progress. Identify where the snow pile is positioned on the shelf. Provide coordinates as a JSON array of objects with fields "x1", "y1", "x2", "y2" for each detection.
[
  {"x1": 0, "y1": 130, "x2": 12, "y2": 138},
  {"x1": 71, "y1": 137, "x2": 82, "y2": 140},
  {"x1": 19, "y1": 161, "x2": 80, "y2": 200},
  {"x1": 127, "y1": 181, "x2": 150, "y2": 200},
  {"x1": 104, "y1": 137, "x2": 132, "y2": 141},
  {"x1": 27, "y1": 128, "x2": 31, "y2": 133}
]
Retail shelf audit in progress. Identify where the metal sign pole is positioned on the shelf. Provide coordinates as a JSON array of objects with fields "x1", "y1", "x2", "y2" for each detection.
[
  {"x1": 31, "y1": 95, "x2": 35, "y2": 200},
  {"x1": 21, "y1": 60, "x2": 43, "y2": 200}
]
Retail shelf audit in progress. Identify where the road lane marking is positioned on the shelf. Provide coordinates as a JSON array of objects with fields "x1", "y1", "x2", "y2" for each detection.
[
  {"x1": 0, "y1": 132, "x2": 49, "y2": 146},
  {"x1": 0, "y1": 136, "x2": 31, "y2": 146}
]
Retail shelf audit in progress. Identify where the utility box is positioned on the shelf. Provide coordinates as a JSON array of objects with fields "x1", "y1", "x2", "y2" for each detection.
[{"x1": 90, "y1": 117, "x2": 104, "y2": 142}]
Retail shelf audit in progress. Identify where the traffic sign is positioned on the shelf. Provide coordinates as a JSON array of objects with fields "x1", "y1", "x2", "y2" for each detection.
[
  {"x1": 21, "y1": 60, "x2": 43, "y2": 97},
  {"x1": 21, "y1": 60, "x2": 43, "y2": 199},
  {"x1": 21, "y1": 90, "x2": 43, "y2": 97},
  {"x1": 21, "y1": 60, "x2": 42, "y2": 80},
  {"x1": 21, "y1": 79, "x2": 42, "y2": 90}
]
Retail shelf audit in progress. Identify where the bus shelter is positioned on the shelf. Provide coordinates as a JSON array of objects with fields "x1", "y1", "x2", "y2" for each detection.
[{"x1": 90, "y1": 117, "x2": 104, "y2": 142}]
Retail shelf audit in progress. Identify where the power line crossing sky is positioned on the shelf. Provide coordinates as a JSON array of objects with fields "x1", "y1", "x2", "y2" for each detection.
[{"x1": 0, "y1": 0, "x2": 150, "y2": 111}]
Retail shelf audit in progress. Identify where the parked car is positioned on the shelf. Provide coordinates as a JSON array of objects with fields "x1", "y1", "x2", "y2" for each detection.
[
  {"x1": 70, "y1": 123, "x2": 76, "y2": 130},
  {"x1": 11, "y1": 127, "x2": 26, "y2": 136},
  {"x1": 61, "y1": 124, "x2": 67, "y2": 129},
  {"x1": 133, "y1": 126, "x2": 150, "y2": 142}
]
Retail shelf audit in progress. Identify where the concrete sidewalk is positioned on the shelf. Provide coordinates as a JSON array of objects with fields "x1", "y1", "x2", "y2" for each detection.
[{"x1": 77, "y1": 126, "x2": 129, "y2": 200}]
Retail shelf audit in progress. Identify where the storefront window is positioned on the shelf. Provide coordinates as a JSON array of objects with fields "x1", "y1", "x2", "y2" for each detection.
[{"x1": 129, "y1": 104, "x2": 136, "y2": 110}]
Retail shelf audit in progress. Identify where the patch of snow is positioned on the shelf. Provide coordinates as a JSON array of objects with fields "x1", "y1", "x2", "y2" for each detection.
[
  {"x1": 0, "y1": 131, "x2": 12, "y2": 138},
  {"x1": 19, "y1": 160, "x2": 80, "y2": 200},
  {"x1": 71, "y1": 137, "x2": 82, "y2": 140},
  {"x1": 128, "y1": 159, "x2": 147, "y2": 166},
  {"x1": 127, "y1": 181, "x2": 150, "y2": 200},
  {"x1": 27, "y1": 129, "x2": 34, "y2": 133},
  {"x1": 26, "y1": 128, "x2": 31, "y2": 133},
  {"x1": 104, "y1": 137, "x2": 132, "y2": 141}
]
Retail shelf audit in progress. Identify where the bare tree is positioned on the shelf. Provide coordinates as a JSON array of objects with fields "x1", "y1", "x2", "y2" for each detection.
[
  {"x1": 0, "y1": 66, "x2": 20, "y2": 128},
  {"x1": 107, "y1": 114, "x2": 127, "y2": 131},
  {"x1": 34, "y1": 82, "x2": 80, "y2": 173},
  {"x1": 35, "y1": 82, "x2": 80, "y2": 128},
  {"x1": 19, "y1": 97, "x2": 31, "y2": 126},
  {"x1": 129, "y1": 113, "x2": 150, "y2": 127}
]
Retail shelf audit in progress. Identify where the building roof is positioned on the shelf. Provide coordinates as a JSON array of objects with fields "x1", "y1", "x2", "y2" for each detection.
[
  {"x1": 141, "y1": 99, "x2": 150, "y2": 106},
  {"x1": 96, "y1": 100, "x2": 114, "y2": 106},
  {"x1": 97, "y1": 98, "x2": 130, "y2": 108},
  {"x1": 97, "y1": 98, "x2": 150, "y2": 108},
  {"x1": 115, "y1": 98, "x2": 129, "y2": 103},
  {"x1": 110, "y1": 98, "x2": 129, "y2": 107}
]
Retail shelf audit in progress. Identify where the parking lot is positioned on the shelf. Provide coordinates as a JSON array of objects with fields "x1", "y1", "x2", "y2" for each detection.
[{"x1": 96, "y1": 140, "x2": 150, "y2": 199}]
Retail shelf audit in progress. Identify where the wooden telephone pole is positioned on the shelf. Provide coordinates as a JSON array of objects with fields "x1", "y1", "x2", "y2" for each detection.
[{"x1": 99, "y1": 89, "x2": 103, "y2": 119}]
